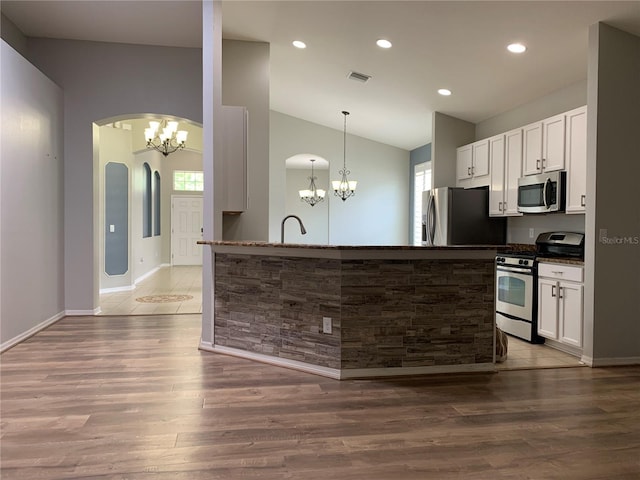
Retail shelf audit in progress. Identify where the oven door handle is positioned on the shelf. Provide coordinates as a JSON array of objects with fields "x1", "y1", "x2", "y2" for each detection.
[{"x1": 496, "y1": 266, "x2": 534, "y2": 275}]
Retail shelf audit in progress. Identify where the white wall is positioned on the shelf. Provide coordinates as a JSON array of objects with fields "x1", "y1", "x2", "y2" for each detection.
[
  {"x1": 25, "y1": 38, "x2": 203, "y2": 313},
  {"x1": 159, "y1": 150, "x2": 203, "y2": 263},
  {"x1": 1, "y1": 40, "x2": 64, "y2": 348},
  {"x1": 130, "y1": 149, "x2": 163, "y2": 283},
  {"x1": 98, "y1": 126, "x2": 176, "y2": 291},
  {"x1": 98, "y1": 125, "x2": 134, "y2": 290},
  {"x1": 270, "y1": 111, "x2": 410, "y2": 246}
]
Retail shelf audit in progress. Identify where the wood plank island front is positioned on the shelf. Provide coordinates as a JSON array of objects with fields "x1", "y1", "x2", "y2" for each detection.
[{"x1": 199, "y1": 242, "x2": 501, "y2": 379}]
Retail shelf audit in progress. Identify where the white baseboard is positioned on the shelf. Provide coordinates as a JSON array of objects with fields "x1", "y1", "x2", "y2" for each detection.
[
  {"x1": 544, "y1": 339, "x2": 583, "y2": 358},
  {"x1": 99, "y1": 264, "x2": 171, "y2": 294},
  {"x1": 65, "y1": 307, "x2": 101, "y2": 316},
  {"x1": 99, "y1": 285, "x2": 135, "y2": 294},
  {"x1": 199, "y1": 342, "x2": 497, "y2": 380},
  {"x1": 340, "y1": 362, "x2": 497, "y2": 379},
  {"x1": 581, "y1": 355, "x2": 640, "y2": 367},
  {"x1": 1, "y1": 311, "x2": 66, "y2": 353},
  {"x1": 134, "y1": 265, "x2": 163, "y2": 285},
  {"x1": 199, "y1": 342, "x2": 341, "y2": 379}
]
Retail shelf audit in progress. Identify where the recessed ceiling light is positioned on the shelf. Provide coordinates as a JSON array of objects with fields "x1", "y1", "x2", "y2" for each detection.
[
  {"x1": 376, "y1": 39, "x2": 392, "y2": 49},
  {"x1": 507, "y1": 43, "x2": 527, "y2": 53},
  {"x1": 438, "y1": 88, "x2": 452, "y2": 96},
  {"x1": 292, "y1": 40, "x2": 306, "y2": 49}
]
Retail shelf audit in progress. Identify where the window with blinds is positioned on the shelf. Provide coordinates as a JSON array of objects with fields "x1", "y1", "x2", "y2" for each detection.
[{"x1": 413, "y1": 162, "x2": 432, "y2": 245}]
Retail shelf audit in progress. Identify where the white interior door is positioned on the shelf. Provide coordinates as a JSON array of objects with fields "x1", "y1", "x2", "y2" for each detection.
[{"x1": 171, "y1": 195, "x2": 203, "y2": 265}]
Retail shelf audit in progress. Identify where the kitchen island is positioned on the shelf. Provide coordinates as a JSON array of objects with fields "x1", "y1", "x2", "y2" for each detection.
[{"x1": 199, "y1": 242, "x2": 501, "y2": 379}]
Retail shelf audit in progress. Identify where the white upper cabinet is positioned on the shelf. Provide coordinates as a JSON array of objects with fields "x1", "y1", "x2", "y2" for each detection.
[
  {"x1": 456, "y1": 138, "x2": 490, "y2": 187},
  {"x1": 523, "y1": 113, "x2": 565, "y2": 175},
  {"x1": 490, "y1": 129, "x2": 523, "y2": 217},
  {"x1": 565, "y1": 106, "x2": 587, "y2": 214}
]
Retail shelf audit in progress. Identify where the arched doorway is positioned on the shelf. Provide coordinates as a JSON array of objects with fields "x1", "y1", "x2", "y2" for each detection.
[{"x1": 94, "y1": 114, "x2": 204, "y2": 315}]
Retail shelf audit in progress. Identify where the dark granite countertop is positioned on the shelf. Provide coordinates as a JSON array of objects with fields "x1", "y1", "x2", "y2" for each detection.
[
  {"x1": 198, "y1": 240, "x2": 506, "y2": 250},
  {"x1": 537, "y1": 256, "x2": 584, "y2": 266}
]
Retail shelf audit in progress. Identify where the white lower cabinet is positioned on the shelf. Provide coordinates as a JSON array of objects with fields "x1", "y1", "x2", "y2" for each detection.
[{"x1": 537, "y1": 263, "x2": 584, "y2": 349}]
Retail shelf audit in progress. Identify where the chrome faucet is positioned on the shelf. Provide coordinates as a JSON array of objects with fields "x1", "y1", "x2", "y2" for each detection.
[{"x1": 281, "y1": 215, "x2": 307, "y2": 243}]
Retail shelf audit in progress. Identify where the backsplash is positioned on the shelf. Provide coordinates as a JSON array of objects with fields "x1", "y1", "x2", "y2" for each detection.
[{"x1": 507, "y1": 214, "x2": 585, "y2": 244}]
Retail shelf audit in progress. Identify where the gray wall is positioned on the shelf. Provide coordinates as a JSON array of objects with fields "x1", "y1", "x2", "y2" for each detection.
[
  {"x1": 24, "y1": 38, "x2": 203, "y2": 313},
  {"x1": 431, "y1": 112, "x2": 475, "y2": 189},
  {"x1": 1, "y1": 40, "x2": 64, "y2": 348},
  {"x1": 475, "y1": 80, "x2": 587, "y2": 140},
  {"x1": 472, "y1": 81, "x2": 589, "y2": 244},
  {"x1": 585, "y1": 23, "x2": 640, "y2": 364},
  {"x1": 0, "y1": 13, "x2": 27, "y2": 57},
  {"x1": 270, "y1": 111, "x2": 410, "y2": 246},
  {"x1": 221, "y1": 39, "x2": 270, "y2": 242}
]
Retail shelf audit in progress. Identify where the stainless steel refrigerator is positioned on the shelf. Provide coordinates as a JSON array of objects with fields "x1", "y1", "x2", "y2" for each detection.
[{"x1": 422, "y1": 187, "x2": 506, "y2": 246}]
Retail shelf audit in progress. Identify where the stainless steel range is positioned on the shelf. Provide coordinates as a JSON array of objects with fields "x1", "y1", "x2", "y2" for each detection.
[
  {"x1": 495, "y1": 251, "x2": 544, "y2": 343},
  {"x1": 495, "y1": 232, "x2": 585, "y2": 344}
]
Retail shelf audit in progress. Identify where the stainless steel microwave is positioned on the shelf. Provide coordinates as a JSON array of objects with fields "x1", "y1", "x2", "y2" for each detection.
[{"x1": 517, "y1": 171, "x2": 566, "y2": 213}]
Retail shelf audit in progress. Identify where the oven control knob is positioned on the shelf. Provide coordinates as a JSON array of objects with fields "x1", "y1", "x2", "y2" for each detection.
[
  {"x1": 523, "y1": 260, "x2": 529, "y2": 266},
  {"x1": 518, "y1": 259, "x2": 524, "y2": 265}
]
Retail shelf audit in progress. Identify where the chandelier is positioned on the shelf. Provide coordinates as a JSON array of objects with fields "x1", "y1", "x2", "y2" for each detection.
[
  {"x1": 144, "y1": 120, "x2": 188, "y2": 157},
  {"x1": 299, "y1": 158, "x2": 326, "y2": 207},
  {"x1": 332, "y1": 110, "x2": 357, "y2": 201}
]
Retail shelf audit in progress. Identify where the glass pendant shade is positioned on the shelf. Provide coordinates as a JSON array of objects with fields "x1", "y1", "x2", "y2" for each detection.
[
  {"x1": 144, "y1": 119, "x2": 188, "y2": 157},
  {"x1": 299, "y1": 159, "x2": 325, "y2": 206}
]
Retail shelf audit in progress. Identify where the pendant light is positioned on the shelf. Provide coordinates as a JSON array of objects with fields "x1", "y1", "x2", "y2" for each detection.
[
  {"x1": 332, "y1": 111, "x2": 357, "y2": 201},
  {"x1": 299, "y1": 158, "x2": 326, "y2": 206}
]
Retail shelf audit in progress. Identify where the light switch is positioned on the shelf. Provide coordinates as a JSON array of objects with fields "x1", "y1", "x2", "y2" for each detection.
[{"x1": 109, "y1": 224, "x2": 115, "y2": 233}]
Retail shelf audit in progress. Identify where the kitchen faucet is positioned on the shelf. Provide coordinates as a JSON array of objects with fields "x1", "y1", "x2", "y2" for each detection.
[{"x1": 281, "y1": 215, "x2": 307, "y2": 243}]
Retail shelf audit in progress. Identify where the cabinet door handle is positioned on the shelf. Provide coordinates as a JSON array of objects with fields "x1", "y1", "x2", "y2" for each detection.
[
  {"x1": 468, "y1": 166, "x2": 471, "y2": 177},
  {"x1": 498, "y1": 201, "x2": 503, "y2": 212},
  {"x1": 551, "y1": 271, "x2": 564, "y2": 275},
  {"x1": 536, "y1": 159, "x2": 541, "y2": 170},
  {"x1": 551, "y1": 285, "x2": 556, "y2": 297},
  {"x1": 581, "y1": 194, "x2": 586, "y2": 207},
  {"x1": 471, "y1": 165, "x2": 475, "y2": 175},
  {"x1": 559, "y1": 286, "x2": 564, "y2": 299},
  {"x1": 542, "y1": 158, "x2": 546, "y2": 168}
]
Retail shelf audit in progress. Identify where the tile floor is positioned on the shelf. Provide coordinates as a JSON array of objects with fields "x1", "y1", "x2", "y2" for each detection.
[
  {"x1": 497, "y1": 334, "x2": 586, "y2": 370},
  {"x1": 99, "y1": 265, "x2": 202, "y2": 316}
]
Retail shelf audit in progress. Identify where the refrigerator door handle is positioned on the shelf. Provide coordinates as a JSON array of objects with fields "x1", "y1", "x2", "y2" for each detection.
[{"x1": 428, "y1": 192, "x2": 436, "y2": 245}]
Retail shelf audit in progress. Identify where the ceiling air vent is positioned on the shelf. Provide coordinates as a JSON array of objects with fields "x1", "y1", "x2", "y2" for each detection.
[{"x1": 347, "y1": 71, "x2": 372, "y2": 83}]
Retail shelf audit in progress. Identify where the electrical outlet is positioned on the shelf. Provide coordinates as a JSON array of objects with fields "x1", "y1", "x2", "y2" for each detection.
[
  {"x1": 529, "y1": 228, "x2": 535, "y2": 239},
  {"x1": 322, "y1": 317, "x2": 332, "y2": 334}
]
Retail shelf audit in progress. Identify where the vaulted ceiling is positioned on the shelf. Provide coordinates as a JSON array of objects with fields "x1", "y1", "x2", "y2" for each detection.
[{"x1": 2, "y1": 1, "x2": 639, "y2": 150}]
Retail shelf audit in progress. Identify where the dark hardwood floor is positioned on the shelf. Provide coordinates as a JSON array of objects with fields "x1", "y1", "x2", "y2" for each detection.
[{"x1": 1, "y1": 314, "x2": 639, "y2": 479}]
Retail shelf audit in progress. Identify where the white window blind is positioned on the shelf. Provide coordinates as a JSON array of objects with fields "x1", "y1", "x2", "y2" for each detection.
[{"x1": 413, "y1": 162, "x2": 431, "y2": 245}]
